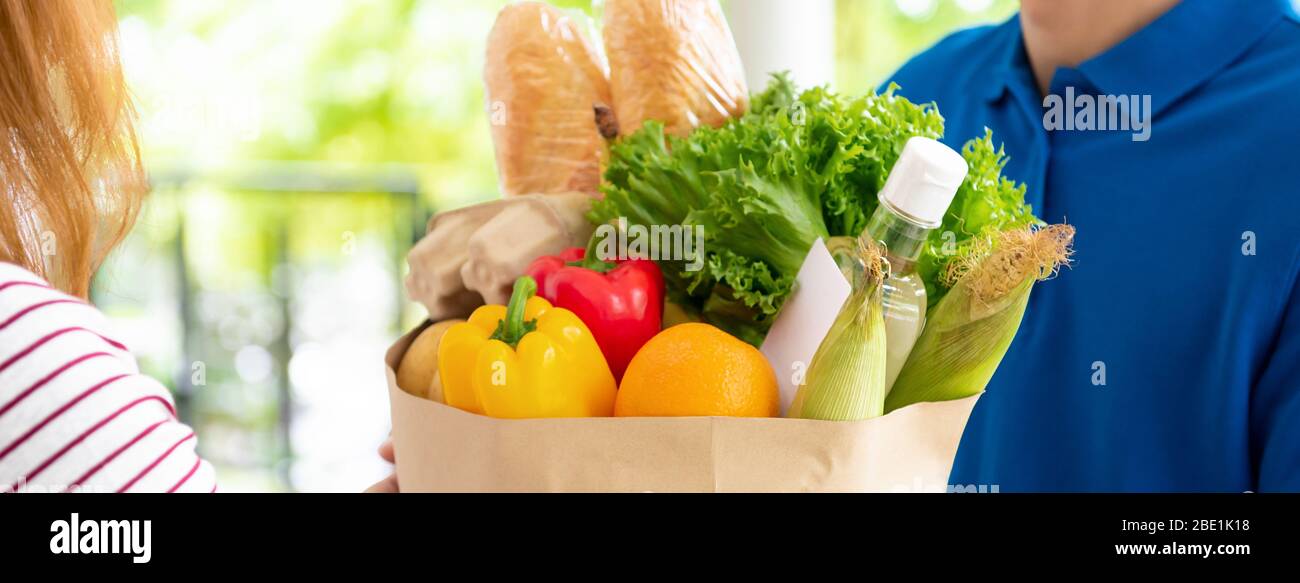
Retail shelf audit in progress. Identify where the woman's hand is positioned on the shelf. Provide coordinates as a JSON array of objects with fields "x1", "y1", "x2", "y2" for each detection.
[{"x1": 364, "y1": 438, "x2": 399, "y2": 493}]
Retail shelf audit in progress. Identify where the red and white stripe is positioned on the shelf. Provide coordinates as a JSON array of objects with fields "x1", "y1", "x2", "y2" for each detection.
[{"x1": 0, "y1": 263, "x2": 215, "y2": 493}]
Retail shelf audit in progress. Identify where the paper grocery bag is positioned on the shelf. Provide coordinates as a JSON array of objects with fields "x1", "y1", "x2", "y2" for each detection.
[{"x1": 385, "y1": 324, "x2": 979, "y2": 493}]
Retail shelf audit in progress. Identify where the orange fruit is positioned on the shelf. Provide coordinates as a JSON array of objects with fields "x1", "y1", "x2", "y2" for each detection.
[{"x1": 615, "y1": 323, "x2": 779, "y2": 417}]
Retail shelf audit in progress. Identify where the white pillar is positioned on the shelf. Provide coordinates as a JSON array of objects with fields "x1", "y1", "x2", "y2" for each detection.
[{"x1": 726, "y1": 0, "x2": 837, "y2": 92}]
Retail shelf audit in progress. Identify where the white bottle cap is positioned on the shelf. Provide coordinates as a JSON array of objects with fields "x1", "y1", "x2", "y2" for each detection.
[{"x1": 877, "y1": 136, "x2": 969, "y2": 228}]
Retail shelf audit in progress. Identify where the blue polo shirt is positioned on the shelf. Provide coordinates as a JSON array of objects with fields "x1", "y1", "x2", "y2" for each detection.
[{"x1": 887, "y1": 0, "x2": 1300, "y2": 491}]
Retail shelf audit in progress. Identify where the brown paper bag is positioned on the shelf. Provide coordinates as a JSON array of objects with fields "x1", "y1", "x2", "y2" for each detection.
[{"x1": 385, "y1": 324, "x2": 979, "y2": 493}]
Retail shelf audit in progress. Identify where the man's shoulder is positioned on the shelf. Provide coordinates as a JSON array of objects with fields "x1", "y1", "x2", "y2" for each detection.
[
  {"x1": 1212, "y1": 12, "x2": 1300, "y2": 136},
  {"x1": 884, "y1": 16, "x2": 1019, "y2": 101},
  {"x1": 1245, "y1": 10, "x2": 1300, "y2": 86}
]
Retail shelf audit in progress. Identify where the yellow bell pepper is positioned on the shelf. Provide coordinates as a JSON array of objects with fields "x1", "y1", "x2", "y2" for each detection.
[{"x1": 437, "y1": 276, "x2": 617, "y2": 418}]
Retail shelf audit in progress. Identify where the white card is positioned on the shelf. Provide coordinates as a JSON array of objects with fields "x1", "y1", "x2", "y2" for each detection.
[{"x1": 760, "y1": 238, "x2": 851, "y2": 415}]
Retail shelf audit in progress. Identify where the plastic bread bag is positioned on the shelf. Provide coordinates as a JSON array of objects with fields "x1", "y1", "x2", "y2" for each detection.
[
  {"x1": 405, "y1": 193, "x2": 595, "y2": 320},
  {"x1": 604, "y1": 0, "x2": 749, "y2": 137},
  {"x1": 484, "y1": 2, "x2": 613, "y2": 196}
]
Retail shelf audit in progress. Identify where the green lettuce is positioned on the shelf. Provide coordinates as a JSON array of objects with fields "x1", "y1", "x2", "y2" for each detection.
[{"x1": 590, "y1": 73, "x2": 1039, "y2": 345}]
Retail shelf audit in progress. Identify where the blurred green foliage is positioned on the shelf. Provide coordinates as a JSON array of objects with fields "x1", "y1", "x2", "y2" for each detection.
[
  {"x1": 837, "y1": 0, "x2": 1017, "y2": 95},
  {"x1": 118, "y1": 0, "x2": 1015, "y2": 210}
]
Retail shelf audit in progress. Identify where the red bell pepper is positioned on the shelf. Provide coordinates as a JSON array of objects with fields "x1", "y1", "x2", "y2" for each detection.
[{"x1": 525, "y1": 235, "x2": 664, "y2": 381}]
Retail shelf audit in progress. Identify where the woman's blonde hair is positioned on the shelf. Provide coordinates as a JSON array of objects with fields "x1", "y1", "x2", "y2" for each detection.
[{"x1": 0, "y1": 0, "x2": 145, "y2": 298}]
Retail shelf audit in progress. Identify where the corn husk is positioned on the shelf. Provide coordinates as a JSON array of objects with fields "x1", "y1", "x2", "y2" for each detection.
[
  {"x1": 884, "y1": 224, "x2": 1074, "y2": 413},
  {"x1": 788, "y1": 239, "x2": 889, "y2": 421}
]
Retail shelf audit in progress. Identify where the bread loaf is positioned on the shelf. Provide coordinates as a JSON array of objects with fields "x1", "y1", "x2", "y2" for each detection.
[
  {"x1": 484, "y1": 2, "x2": 611, "y2": 195},
  {"x1": 604, "y1": 0, "x2": 748, "y2": 138}
]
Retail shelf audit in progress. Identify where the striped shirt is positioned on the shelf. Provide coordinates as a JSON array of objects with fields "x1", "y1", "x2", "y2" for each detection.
[{"x1": 0, "y1": 262, "x2": 215, "y2": 493}]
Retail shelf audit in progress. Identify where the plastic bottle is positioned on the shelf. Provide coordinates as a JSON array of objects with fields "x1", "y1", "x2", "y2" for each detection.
[{"x1": 827, "y1": 136, "x2": 968, "y2": 393}]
